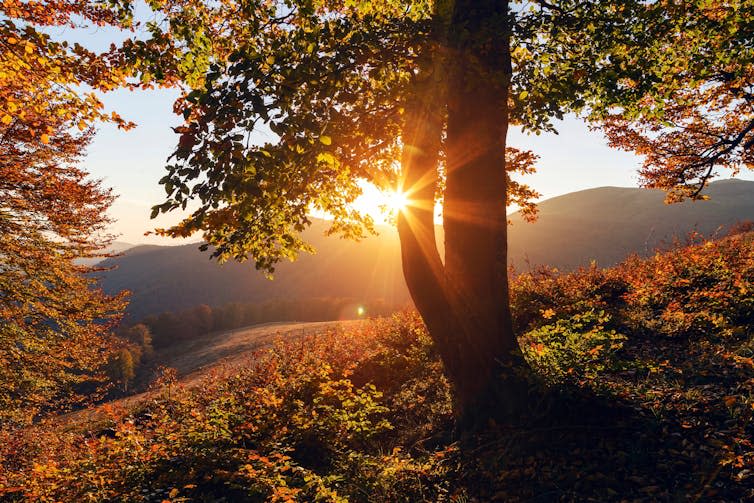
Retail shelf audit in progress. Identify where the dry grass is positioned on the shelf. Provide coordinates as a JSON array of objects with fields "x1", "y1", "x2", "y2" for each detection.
[{"x1": 57, "y1": 320, "x2": 360, "y2": 431}]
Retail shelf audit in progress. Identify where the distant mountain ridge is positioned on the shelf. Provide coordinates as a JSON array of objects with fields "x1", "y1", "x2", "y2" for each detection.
[
  {"x1": 97, "y1": 223, "x2": 408, "y2": 321},
  {"x1": 97, "y1": 179, "x2": 754, "y2": 320},
  {"x1": 506, "y1": 179, "x2": 754, "y2": 270},
  {"x1": 76, "y1": 241, "x2": 135, "y2": 267}
]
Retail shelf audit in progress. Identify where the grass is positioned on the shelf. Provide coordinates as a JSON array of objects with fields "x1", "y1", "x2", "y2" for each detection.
[{"x1": 1, "y1": 232, "x2": 753, "y2": 502}]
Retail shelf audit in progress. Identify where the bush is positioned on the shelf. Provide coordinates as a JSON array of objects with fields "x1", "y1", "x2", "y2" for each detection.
[
  {"x1": 622, "y1": 233, "x2": 754, "y2": 339},
  {"x1": 0, "y1": 315, "x2": 456, "y2": 502},
  {"x1": 520, "y1": 308, "x2": 627, "y2": 384},
  {"x1": 509, "y1": 263, "x2": 628, "y2": 335}
]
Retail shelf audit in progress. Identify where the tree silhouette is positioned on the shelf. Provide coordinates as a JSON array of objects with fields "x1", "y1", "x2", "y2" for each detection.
[{"x1": 147, "y1": 0, "x2": 751, "y2": 422}]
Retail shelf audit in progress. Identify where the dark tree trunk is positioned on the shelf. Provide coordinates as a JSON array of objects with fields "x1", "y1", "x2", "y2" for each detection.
[
  {"x1": 397, "y1": 38, "x2": 466, "y2": 385},
  {"x1": 444, "y1": 0, "x2": 526, "y2": 421},
  {"x1": 398, "y1": 0, "x2": 527, "y2": 427}
]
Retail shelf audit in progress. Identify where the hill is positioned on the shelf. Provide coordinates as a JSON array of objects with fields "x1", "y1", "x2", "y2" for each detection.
[
  {"x1": 97, "y1": 223, "x2": 408, "y2": 320},
  {"x1": 97, "y1": 179, "x2": 754, "y2": 319},
  {"x1": 75, "y1": 241, "x2": 135, "y2": 267},
  {"x1": 506, "y1": 178, "x2": 754, "y2": 270},
  {"x1": 57, "y1": 321, "x2": 353, "y2": 428}
]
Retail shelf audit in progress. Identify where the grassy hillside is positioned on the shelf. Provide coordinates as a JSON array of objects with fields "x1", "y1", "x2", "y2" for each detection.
[
  {"x1": 98, "y1": 180, "x2": 754, "y2": 320},
  {"x1": 60, "y1": 321, "x2": 354, "y2": 428},
  {"x1": 4, "y1": 231, "x2": 753, "y2": 501}
]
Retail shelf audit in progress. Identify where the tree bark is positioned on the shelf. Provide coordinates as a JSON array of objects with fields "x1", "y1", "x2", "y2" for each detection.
[
  {"x1": 398, "y1": 0, "x2": 527, "y2": 426},
  {"x1": 397, "y1": 37, "x2": 467, "y2": 387},
  {"x1": 444, "y1": 0, "x2": 526, "y2": 421}
]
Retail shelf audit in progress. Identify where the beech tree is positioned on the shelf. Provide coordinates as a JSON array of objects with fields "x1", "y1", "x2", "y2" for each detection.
[
  {"x1": 149, "y1": 0, "x2": 750, "y2": 421},
  {"x1": 590, "y1": 1, "x2": 754, "y2": 200}
]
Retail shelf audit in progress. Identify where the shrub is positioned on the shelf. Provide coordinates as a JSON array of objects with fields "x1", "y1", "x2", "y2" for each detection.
[
  {"x1": 622, "y1": 233, "x2": 754, "y2": 339},
  {"x1": 0, "y1": 316, "x2": 456, "y2": 502},
  {"x1": 520, "y1": 308, "x2": 627, "y2": 384}
]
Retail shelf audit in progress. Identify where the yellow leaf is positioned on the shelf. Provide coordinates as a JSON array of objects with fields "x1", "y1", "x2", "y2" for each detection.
[
  {"x1": 1, "y1": 115, "x2": 12, "y2": 125},
  {"x1": 541, "y1": 308, "x2": 556, "y2": 319},
  {"x1": 319, "y1": 135, "x2": 332, "y2": 145},
  {"x1": 40, "y1": 134, "x2": 50, "y2": 144}
]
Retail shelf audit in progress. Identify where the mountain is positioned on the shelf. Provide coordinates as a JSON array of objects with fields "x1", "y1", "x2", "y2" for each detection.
[
  {"x1": 96, "y1": 223, "x2": 408, "y2": 320},
  {"x1": 76, "y1": 241, "x2": 136, "y2": 267},
  {"x1": 506, "y1": 179, "x2": 754, "y2": 270},
  {"x1": 97, "y1": 179, "x2": 754, "y2": 320}
]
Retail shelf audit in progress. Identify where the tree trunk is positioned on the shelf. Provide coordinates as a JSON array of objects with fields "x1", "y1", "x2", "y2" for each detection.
[
  {"x1": 398, "y1": 0, "x2": 527, "y2": 427},
  {"x1": 444, "y1": 0, "x2": 526, "y2": 421},
  {"x1": 397, "y1": 35, "x2": 467, "y2": 387}
]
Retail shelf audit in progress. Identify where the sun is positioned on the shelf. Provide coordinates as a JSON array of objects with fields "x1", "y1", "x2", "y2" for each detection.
[
  {"x1": 383, "y1": 189, "x2": 409, "y2": 213},
  {"x1": 352, "y1": 183, "x2": 411, "y2": 222}
]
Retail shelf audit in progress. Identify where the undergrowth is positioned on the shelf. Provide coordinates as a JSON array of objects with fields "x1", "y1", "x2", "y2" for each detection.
[{"x1": 1, "y1": 232, "x2": 753, "y2": 501}]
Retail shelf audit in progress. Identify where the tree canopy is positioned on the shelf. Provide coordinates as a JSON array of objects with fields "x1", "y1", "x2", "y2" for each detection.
[
  {"x1": 150, "y1": 0, "x2": 545, "y2": 269},
  {"x1": 592, "y1": 1, "x2": 754, "y2": 200},
  {"x1": 150, "y1": 0, "x2": 754, "y2": 261}
]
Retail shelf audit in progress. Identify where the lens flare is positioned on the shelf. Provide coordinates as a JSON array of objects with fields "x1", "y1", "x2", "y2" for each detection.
[{"x1": 384, "y1": 189, "x2": 409, "y2": 213}]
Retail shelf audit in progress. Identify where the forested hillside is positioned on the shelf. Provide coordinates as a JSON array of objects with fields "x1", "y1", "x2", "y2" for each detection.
[{"x1": 98, "y1": 220, "x2": 408, "y2": 320}]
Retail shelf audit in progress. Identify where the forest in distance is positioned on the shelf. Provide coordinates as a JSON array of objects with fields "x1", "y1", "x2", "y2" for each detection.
[{"x1": 2, "y1": 0, "x2": 754, "y2": 501}]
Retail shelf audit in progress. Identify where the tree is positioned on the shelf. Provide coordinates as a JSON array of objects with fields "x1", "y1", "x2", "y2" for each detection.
[
  {"x1": 587, "y1": 1, "x2": 754, "y2": 200},
  {"x1": 120, "y1": 323, "x2": 155, "y2": 360},
  {"x1": 148, "y1": 0, "x2": 748, "y2": 422},
  {"x1": 107, "y1": 349, "x2": 136, "y2": 393},
  {"x1": 190, "y1": 304, "x2": 215, "y2": 334},
  {"x1": 0, "y1": 0, "x2": 167, "y2": 427}
]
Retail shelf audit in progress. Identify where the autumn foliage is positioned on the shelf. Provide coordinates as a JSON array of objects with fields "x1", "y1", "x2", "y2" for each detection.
[
  {"x1": 591, "y1": 1, "x2": 754, "y2": 201},
  {"x1": 0, "y1": 0, "x2": 163, "y2": 427},
  {"x1": 2, "y1": 232, "x2": 753, "y2": 501}
]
